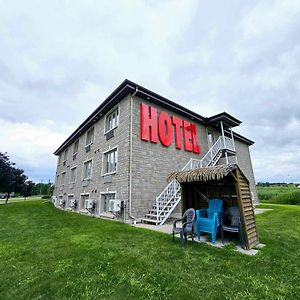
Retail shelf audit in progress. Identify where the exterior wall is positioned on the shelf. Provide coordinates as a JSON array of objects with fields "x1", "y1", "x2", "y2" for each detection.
[
  {"x1": 232, "y1": 140, "x2": 259, "y2": 204},
  {"x1": 53, "y1": 90, "x2": 259, "y2": 221},
  {"x1": 131, "y1": 96, "x2": 209, "y2": 218},
  {"x1": 53, "y1": 95, "x2": 131, "y2": 214}
]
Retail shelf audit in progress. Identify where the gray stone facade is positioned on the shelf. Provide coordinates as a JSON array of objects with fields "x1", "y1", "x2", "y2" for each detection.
[{"x1": 53, "y1": 83, "x2": 259, "y2": 221}]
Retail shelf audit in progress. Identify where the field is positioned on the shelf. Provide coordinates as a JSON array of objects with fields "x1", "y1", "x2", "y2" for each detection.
[
  {"x1": 257, "y1": 185, "x2": 300, "y2": 205},
  {"x1": 0, "y1": 200, "x2": 300, "y2": 299}
]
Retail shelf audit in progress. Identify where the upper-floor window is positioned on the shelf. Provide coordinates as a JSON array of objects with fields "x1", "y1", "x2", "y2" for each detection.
[
  {"x1": 73, "y1": 140, "x2": 79, "y2": 159},
  {"x1": 105, "y1": 107, "x2": 119, "y2": 133},
  {"x1": 103, "y1": 148, "x2": 118, "y2": 175},
  {"x1": 63, "y1": 148, "x2": 68, "y2": 166},
  {"x1": 58, "y1": 155, "x2": 61, "y2": 165},
  {"x1": 83, "y1": 159, "x2": 92, "y2": 180},
  {"x1": 61, "y1": 172, "x2": 66, "y2": 187},
  {"x1": 85, "y1": 128, "x2": 94, "y2": 150},
  {"x1": 56, "y1": 174, "x2": 59, "y2": 187},
  {"x1": 70, "y1": 167, "x2": 77, "y2": 183}
]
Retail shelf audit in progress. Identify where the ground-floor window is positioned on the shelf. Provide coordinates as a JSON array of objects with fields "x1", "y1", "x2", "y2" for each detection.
[
  {"x1": 68, "y1": 194, "x2": 74, "y2": 208},
  {"x1": 80, "y1": 194, "x2": 90, "y2": 210},
  {"x1": 100, "y1": 193, "x2": 115, "y2": 213}
]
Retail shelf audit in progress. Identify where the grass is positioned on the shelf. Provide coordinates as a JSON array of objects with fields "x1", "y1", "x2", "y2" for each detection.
[
  {"x1": 257, "y1": 185, "x2": 300, "y2": 205},
  {"x1": 0, "y1": 196, "x2": 42, "y2": 204},
  {"x1": 0, "y1": 200, "x2": 299, "y2": 299}
]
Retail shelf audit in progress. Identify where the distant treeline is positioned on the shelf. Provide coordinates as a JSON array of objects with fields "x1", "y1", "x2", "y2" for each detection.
[
  {"x1": 0, "y1": 152, "x2": 54, "y2": 203},
  {"x1": 257, "y1": 182, "x2": 299, "y2": 187}
]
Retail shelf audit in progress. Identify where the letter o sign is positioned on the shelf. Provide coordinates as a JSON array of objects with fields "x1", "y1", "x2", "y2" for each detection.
[{"x1": 158, "y1": 112, "x2": 172, "y2": 147}]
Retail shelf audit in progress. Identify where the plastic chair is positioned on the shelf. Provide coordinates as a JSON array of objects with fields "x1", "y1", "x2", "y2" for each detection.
[
  {"x1": 196, "y1": 199, "x2": 223, "y2": 243},
  {"x1": 172, "y1": 208, "x2": 196, "y2": 246},
  {"x1": 221, "y1": 206, "x2": 244, "y2": 246}
]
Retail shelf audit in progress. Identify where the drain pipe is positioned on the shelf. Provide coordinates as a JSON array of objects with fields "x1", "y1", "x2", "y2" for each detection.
[{"x1": 128, "y1": 86, "x2": 138, "y2": 223}]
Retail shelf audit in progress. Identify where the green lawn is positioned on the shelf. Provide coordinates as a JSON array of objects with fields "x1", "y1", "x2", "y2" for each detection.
[{"x1": 0, "y1": 201, "x2": 299, "y2": 299}]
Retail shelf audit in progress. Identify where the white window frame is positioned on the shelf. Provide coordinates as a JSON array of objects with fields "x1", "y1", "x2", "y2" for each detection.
[
  {"x1": 80, "y1": 193, "x2": 90, "y2": 211},
  {"x1": 63, "y1": 148, "x2": 68, "y2": 164},
  {"x1": 61, "y1": 171, "x2": 66, "y2": 187},
  {"x1": 85, "y1": 127, "x2": 94, "y2": 147},
  {"x1": 73, "y1": 140, "x2": 79, "y2": 156},
  {"x1": 104, "y1": 106, "x2": 119, "y2": 134},
  {"x1": 100, "y1": 191, "x2": 116, "y2": 214},
  {"x1": 82, "y1": 158, "x2": 93, "y2": 180},
  {"x1": 102, "y1": 146, "x2": 118, "y2": 176},
  {"x1": 70, "y1": 166, "x2": 77, "y2": 183}
]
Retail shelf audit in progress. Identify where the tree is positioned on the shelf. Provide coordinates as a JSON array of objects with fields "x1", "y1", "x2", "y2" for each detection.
[
  {"x1": 21, "y1": 180, "x2": 35, "y2": 200},
  {"x1": 0, "y1": 152, "x2": 28, "y2": 203}
]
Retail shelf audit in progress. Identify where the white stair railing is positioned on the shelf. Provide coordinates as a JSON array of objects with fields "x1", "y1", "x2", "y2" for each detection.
[{"x1": 151, "y1": 135, "x2": 235, "y2": 225}]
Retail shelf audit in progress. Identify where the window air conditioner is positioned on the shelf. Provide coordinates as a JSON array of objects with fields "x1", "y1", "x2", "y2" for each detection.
[
  {"x1": 109, "y1": 199, "x2": 122, "y2": 212},
  {"x1": 59, "y1": 199, "x2": 65, "y2": 206}
]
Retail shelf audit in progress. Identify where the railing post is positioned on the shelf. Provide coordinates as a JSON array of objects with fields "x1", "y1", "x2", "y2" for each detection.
[
  {"x1": 230, "y1": 128, "x2": 236, "y2": 151},
  {"x1": 156, "y1": 196, "x2": 159, "y2": 224}
]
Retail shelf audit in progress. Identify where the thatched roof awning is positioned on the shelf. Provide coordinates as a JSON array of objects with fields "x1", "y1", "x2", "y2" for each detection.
[{"x1": 168, "y1": 164, "x2": 239, "y2": 183}]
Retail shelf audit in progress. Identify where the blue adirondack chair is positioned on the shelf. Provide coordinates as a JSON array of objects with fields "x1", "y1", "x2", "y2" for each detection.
[{"x1": 196, "y1": 199, "x2": 224, "y2": 243}]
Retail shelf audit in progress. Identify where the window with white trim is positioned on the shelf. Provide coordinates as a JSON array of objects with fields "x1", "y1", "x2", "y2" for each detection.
[
  {"x1": 105, "y1": 107, "x2": 119, "y2": 133},
  {"x1": 56, "y1": 174, "x2": 59, "y2": 187},
  {"x1": 73, "y1": 140, "x2": 79, "y2": 159},
  {"x1": 61, "y1": 172, "x2": 66, "y2": 187},
  {"x1": 103, "y1": 148, "x2": 118, "y2": 175},
  {"x1": 83, "y1": 159, "x2": 92, "y2": 180},
  {"x1": 63, "y1": 148, "x2": 68, "y2": 165},
  {"x1": 86, "y1": 128, "x2": 94, "y2": 147},
  {"x1": 70, "y1": 167, "x2": 77, "y2": 183}
]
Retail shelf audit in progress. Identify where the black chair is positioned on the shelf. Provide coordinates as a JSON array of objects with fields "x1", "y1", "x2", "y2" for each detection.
[
  {"x1": 172, "y1": 208, "x2": 196, "y2": 246},
  {"x1": 221, "y1": 206, "x2": 244, "y2": 246}
]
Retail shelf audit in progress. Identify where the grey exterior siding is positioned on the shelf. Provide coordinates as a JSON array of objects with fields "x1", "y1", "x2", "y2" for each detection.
[{"x1": 53, "y1": 85, "x2": 259, "y2": 220}]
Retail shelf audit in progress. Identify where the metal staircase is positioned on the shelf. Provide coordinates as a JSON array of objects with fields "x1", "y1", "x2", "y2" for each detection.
[{"x1": 142, "y1": 136, "x2": 235, "y2": 225}]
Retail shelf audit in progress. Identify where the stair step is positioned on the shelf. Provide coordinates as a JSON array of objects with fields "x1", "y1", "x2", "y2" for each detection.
[
  {"x1": 141, "y1": 218, "x2": 160, "y2": 224},
  {"x1": 145, "y1": 213, "x2": 164, "y2": 219}
]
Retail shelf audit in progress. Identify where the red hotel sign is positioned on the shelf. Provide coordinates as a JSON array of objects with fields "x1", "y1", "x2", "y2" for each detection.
[{"x1": 140, "y1": 103, "x2": 201, "y2": 154}]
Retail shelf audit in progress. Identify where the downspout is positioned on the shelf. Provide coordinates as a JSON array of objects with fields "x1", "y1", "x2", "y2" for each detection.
[{"x1": 128, "y1": 87, "x2": 138, "y2": 222}]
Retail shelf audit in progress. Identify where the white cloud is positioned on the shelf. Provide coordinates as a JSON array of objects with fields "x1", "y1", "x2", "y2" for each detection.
[{"x1": 0, "y1": 0, "x2": 299, "y2": 182}]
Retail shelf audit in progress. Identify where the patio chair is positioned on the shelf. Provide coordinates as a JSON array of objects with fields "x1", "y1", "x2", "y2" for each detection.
[
  {"x1": 221, "y1": 206, "x2": 244, "y2": 246},
  {"x1": 196, "y1": 199, "x2": 223, "y2": 243},
  {"x1": 172, "y1": 208, "x2": 196, "y2": 246}
]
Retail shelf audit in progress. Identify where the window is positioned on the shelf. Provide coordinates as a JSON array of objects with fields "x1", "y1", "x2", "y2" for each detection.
[
  {"x1": 58, "y1": 155, "x2": 61, "y2": 165},
  {"x1": 83, "y1": 159, "x2": 92, "y2": 180},
  {"x1": 101, "y1": 193, "x2": 115, "y2": 213},
  {"x1": 105, "y1": 107, "x2": 119, "y2": 133},
  {"x1": 63, "y1": 148, "x2": 68, "y2": 166},
  {"x1": 80, "y1": 194, "x2": 90, "y2": 210},
  {"x1": 56, "y1": 174, "x2": 59, "y2": 187},
  {"x1": 86, "y1": 128, "x2": 94, "y2": 147},
  {"x1": 61, "y1": 172, "x2": 66, "y2": 187},
  {"x1": 70, "y1": 167, "x2": 77, "y2": 183},
  {"x1": 73, "y1": 140, "x2": 79, "y2": 159},
  {"x1": 103, "y1": 148, "x2": 118, "y2": 175}
]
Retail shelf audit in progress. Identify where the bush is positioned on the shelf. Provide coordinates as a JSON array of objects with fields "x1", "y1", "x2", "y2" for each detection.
[{"x1": 41, "y1": 195, "x2": 51, "y2": 199}]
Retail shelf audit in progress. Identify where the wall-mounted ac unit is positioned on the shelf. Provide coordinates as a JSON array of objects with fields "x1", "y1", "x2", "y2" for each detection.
[
  {"x1": 69, "y1": 199, "x2": 76, "y2": 208},
  {"x1": 109, "y1": 199, "x2": 122, "y2": 212},
  {"x1": 59, "y1": 199, "x2": 65, "y2": 206},
  {"x1": 84, "y1": 199, "x2": 95, "y2": 210}
]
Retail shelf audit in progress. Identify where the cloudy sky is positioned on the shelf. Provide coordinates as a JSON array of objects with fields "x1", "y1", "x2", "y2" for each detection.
[{"x1": 0, "y1": 0, "x2": 300, "y2": 183}]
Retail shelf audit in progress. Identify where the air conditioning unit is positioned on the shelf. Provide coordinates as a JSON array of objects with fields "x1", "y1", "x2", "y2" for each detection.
[
  {"x1": 59, "y1": 199, "x2": 65, "y2": 207},
  {"x1": 109, "y1": 199, "x2": 122, "y2": 212},
  {"x1": 84, "y1": 199, "x2": 95, "y2": 210},
  {"x1": 69, "y1": 199, "x2": 76, "y2": 208}
]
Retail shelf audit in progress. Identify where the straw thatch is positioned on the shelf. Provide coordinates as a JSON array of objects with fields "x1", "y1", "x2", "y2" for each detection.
[{"x1": 168, "y1": 164, "x2": 238, "y2": 183}]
